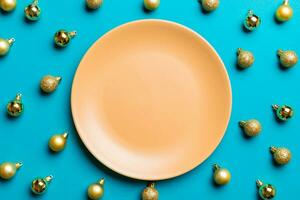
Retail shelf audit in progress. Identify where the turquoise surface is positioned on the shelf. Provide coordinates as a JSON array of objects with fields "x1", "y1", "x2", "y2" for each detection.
[{"x1": 0, "y1": 0, "x2": 299, "y2": 199}]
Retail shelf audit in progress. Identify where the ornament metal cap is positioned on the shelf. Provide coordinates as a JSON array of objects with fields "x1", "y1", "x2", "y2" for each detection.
[
  {"x1": 55, "y1": 76, "x2": 62, "y2": 82},
  {"x1": 212, "y1": 164, "x2": 220, "y2": 171},
  {"x1": 256, "y1": 179, "x2": 264, "y2": 187},
  {"x1": 270, "y1": 146, "x2": 277, "y2": 153},
  {"x1": 98, "y1": 178, "x2": 105, "y2": 186},
  {"x1": 147, "y1": 182, "x2": 155, "y2": 188},
  {"x1": 68, "y1": 31, "x2": 77, "y2": 38},
  {"x1": 283, "y1": 0, "x2": 289, "y2": 5},
  {"x1": 7, "y1": 38, "x2": 15, "y2": 46},
  {"x1": 44, "y1": 175, "x2": 53, "y2": 183},
  {"x1": 239, "y1": 120, "x2": 246, "y2": 127},
  {"x1": 237, "y1": 48, "x2": 244, "y2": 54},
  {"x1": 277, "y1": 49, "x2": 284, "y2": 56},
  {"x1": 15, "y1": 162, "x2": 23, "y2": 169},
  {"x1": 62, "y1": 132, "x2": 68, "y2": 139},
  {"x1": 15, "y1": 93, "x2": 22, "y2": 101}
]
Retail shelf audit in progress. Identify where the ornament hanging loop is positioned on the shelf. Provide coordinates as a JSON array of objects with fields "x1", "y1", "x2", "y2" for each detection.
[
  {"x1": 68, "y1": 31, "x2": 77, "y2": 38},
  {"x1": 8, "y1": 38, "x2": 15, "y2": 45},
  {"x1": 256, "y1": 179, "x2": 263, "y2": 187},
  {"x1": 44, "y1": 175, "x2": 53, "y2": 183}
]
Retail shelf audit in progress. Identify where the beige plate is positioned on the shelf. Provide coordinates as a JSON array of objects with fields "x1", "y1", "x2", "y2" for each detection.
[{"x1": 71, "y1": 19, "x2": 232, "y2": 180}]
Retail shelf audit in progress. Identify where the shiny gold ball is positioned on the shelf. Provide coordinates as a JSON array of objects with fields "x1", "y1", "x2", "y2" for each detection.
[
  {"x1": 276, "y1": 1, "x2": 293, "y2": 22},
  {"x1": 24, "y1": 2, "x2": 41, "y2": 21},
  {"x1": 49, "y1": 133, "x2": 68, "y2": 152},
  {"x1": 244, "y1": 10, "x2": 261, "y2": 31},
  {"x1": 0, "y1": 162, "x2": 22, "y2": 179},
  {"x1": 201, "y1": 0, "x2": 219, "y2": 12},
  {"x1": 144, "y1": 0, "x2": 160, "y2": 11},
  {"x1": 86, "y1": 0, "x2": 103, "y2": 9},
  {"x1": 0, "y1": 0, "x2": 17, "y2": 12},
  {"x1": 277, "y1": 50, "x2": 298, "y2": 68},
  {"x1": 213, "y1": 164, "x2": 231, "y2": 185},
  {"x1": 239, "y1": 119, "x2": 262, "y2": 137},
  {"x1": 237, "y1": 48, "x2": 254, "y2": 68},
  {"x1": 40, "y1": 75, "x2": 61, "y2": 93},
  {"x1": 31, "y1": 175, "x2": 52, "y2": 195},
  {"x1": 0, "y1": 38, "x2": 14, "y2": 56},
  {"x1": 87, "y1": 179, "x2": 105, "y2": 200},
  {"x1": 54, "y1": 30, "x2": 76, "y2": 47},
  {"x1": 259, "y1": 184, "x2": 276, "y2": 200},
  {"x1": 142, "y1": 182, "x2": 158, "y2": 200},
  {"x1": 270, "y1": 146, "x2": 291, "y2": 165},
  {"x1": 7, "y1": 93, "x2": 24, "y2": 117}
]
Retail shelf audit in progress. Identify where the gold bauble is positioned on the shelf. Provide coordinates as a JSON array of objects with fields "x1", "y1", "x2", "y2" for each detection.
[
  {"x1": 257, "y1": 180, "x2": 276, "y2": 200},
  {"x1": 0, "y1": 0, "x2": 17, "y2": 12},
  {"x1": 0, "y1": 38, "x2": 14, "y2": 56},
  {"x1": 272, "y1": 104, "x2": 293, "y2": 121},
  {"x1": 40, "y1": 75, "x2": 61, "y2": 93},
  {"x1": 276, "y1": 0, "x2": 293, "y2": 22},
  {"x1": 277, "y1": 49, "x2": 298, "y2": 68},
  {"x1": 213, "y1": 164, "x2": 231, "y2": 185},
  {"x1": 201, "y1": 0, "x2": 219, "y2": 12},
  {"x1": 270, "y1": 146, "x2": 291, "y2": 165},
  {"x1": 31, "y1": 175, "x2": 53, "y2": 195},
  {"x1": 7, "y1": 93, "x2": 24, "y2": 117},
  {"x1": 0, "y1": 162, "x2": 22, "y2": 179},
  {"x1": 54, "y1": 30, "x2": 76, "y2": 47},
  {"x1": 144, "y1": 0, "x2": 160, "y2": 11},
  {"x1": 239, "y1": 119, "x2": 262, "y2": 137},
  {"x1": 142, "y1": 182, "x2": 158, "y2": 200},
  {"x1": 24, "y1": 0, "x2": 41, "y2": 21},
  {"x1": 244, "y1": 10, "x2": 261, "y2": 31},
  {"x1": 49, "y1": 132, "x2": 68, "y2": 152},
  {"x1": 87, "y1": 178, "x2": 105, "y2": 200},
  {"x1": 237, "y1": 48, "x2": 254, "y2": 68},
  {"x1": 86, "y1": 0, "x2": 103, "y2": 9}
]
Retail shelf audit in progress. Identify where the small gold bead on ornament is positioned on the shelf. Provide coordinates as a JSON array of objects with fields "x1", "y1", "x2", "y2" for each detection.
[
  {"x1": 0, "y1": 0, "x2": 17, "y2": 12},
  {"x1": 272, "y1": 104, "x2": 293, "y2": 121},
  {"x1": 256, "y1": 180, "x2": 276, "y2": 200},
  {"x1": 144, "y1": 0, "x2": 160, "y2": 11},
  {"x1": 0, "y1": 162, "x2": 22, "y2": 180},
  {"x1": 201, "y1": 0, "x2": 219, "y2": 12},
  {"x1": 31, "y1": 175, "x2": 53, "y2": 195},
  {"x1": 49, "y1": 132, "x2": 68, "y2": 152},
  {"x1": 277, "y1": 49, "x2": 298, "y2": 68},
  {"x1": 244, "y1": 10, "x2": 261, "y2": 31},
  {"x1": 270, "y1": 146, "x2": 291, "y2": 165},
  {"x1": 213, "y1": 164, "x2": 231, "y2": 185},
  {"x1": 0, "y1": 38, "x2": 15, "y2": 56},
  {"x1": 54, "y1": 30, "x2": 76, "y2": 47},
  {"x1": 7, "y1": 93, "x2": 24, "y2": 117},
  {"x1": 86, "y1": 0, "x2": 103, "y2": 10},
  {"x1": 87, "y1": 178, "x2": 105, "y2": 200},
  {"x1": 142, "y1": 182, "x2": 159, "y2": 200},
  {"x1": 276, "y1": 0, "x2": 293, "y2": 22},
  {"x1": 237, "y1": 48, "x2": 254, "y2": 68},
  {"x1": 239, "y1": 119, "x2": 262, "y2": 137},
  {"x1": 40, "y1": 75, "x2": 61, "y2": 93},
  {"x1": 24, "y1": 0, "x2": 41, "y2": 21}
]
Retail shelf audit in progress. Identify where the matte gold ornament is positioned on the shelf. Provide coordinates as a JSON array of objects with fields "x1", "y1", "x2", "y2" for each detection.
[
  {"x1": 276, "y1": 0, "x2": 293, "y2": 22},
  {"x1": 144, "y1": 0, "x2": 160, "y2": 11},
  {"x1": 86, "y1": 0, "x2": 103, "y2": 10},
  {"x1": 31, "y1": 175, "x2": 53, "y2": 195},
  {"x1": 24, "y1": 0, "x2": 41, "y2": 21},
  {"x1": 0, "y1": 0, "x2": 17, "y2": 12},
  {"x1": 0, "y1": 162, "x2": 22, "y2": 180},
  {"x1": 48, "y1": 132, "x2": 68, "y2": 152},
  {"x1": 142, "y1": 182, "x2": 158, "y2": 200},
  {"x1": 201, "y1": 0, "x2": 219, "y2": 12},
  {"x1": 237, "y1": 48, "x2": 254, "y2": 68},
  {"x1": 272, "y1": 104, "x2": 293, "y2": 121},
  {"x1": 270, "y1": 146, "x2": 291, "y2": 165},
  {"x1": 212, "y1": 164, "x2": 231, "y2": 185},
  {"x1": 0, "y1": 38, "x2": 15, "y2": 56},
  {"x1": 244, "y1": 10, "x2": 261, "y2": 31},
  {"x1": 239, "y1": 119, "x2": 262, "y2": 137},
  {"x1": 40, "y1": 75, "x2": 61, "y2": 93},
  {"x1": 277, "y1": 49, "x2": 298, "y2": 68},
  {"x1": 7, "y1": 93, "x2": 24, "y2": 117},
  {"x1": 87, "y1": 178, "x2": 105, "y2": 200},
  {"x1": 54, "y1": 30, "x2": 76, "y2": 47},
  {"x1": 256, "y1": 180, "x2": 276, "y2": 200}
]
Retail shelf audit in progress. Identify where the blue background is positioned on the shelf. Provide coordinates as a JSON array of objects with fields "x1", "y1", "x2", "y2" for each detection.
[{"x1": 0, "y1": 0, "x2": 299, "y2": 199}]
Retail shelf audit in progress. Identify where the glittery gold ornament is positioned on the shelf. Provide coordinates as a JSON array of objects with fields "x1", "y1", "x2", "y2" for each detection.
[
  {"x1": 201, "y1": 0, "x2": 219, "y2": 12},
  {"x1": 142, "y1": 182, "x2": 158, "y2": 200},
  {"x1": 7, "y1": 93, "x2": 24, "y2": 117},
  {"x1": 244, "y1": 10, "x2": 261, "y2": 31},
  {"x1": 256, "y1": 180, "x2": 276, "y2": 200},
  {"x1": 87, "y1": 178, "x2": 105, "y2": 200},
  {"x1": 86, "y1": 0, "x2": 103, "y2": 9},
  {"x1": 31, "y1": 175, "x2": 53, "y2": 195},
  {"x1": 54, "y1": 30, "x2": 76, "y2": 47},
  {"x1": 48, "y1": 132, "x2": 68, "y2": 152},
  {"x1": 144, "y1": 0, "x2": 160, "y2": 11},
  {"x1": 0, "y1": 0, "x2": 17, "y2": 12},
  {"x1": 270, "y1": 146, "x2": 291, "y2": 165},
  {"x1": 212, "y1": 164, "x2": 231, "y2": 185},
  {"x1": 237, "y1": 48, "x2": 254, "y2": 68},
  {"x1": 239, "y1": 119, "x2": 262, "y2": 137},
  {"x1": 40, "y1": 75, "x2": 61, "y2": 93},
  {"x1": 277, "y1": 49, "x2": 298, "y2": 68},
  {"x1": 0, "y1": 162, "x2": 22, "y2": 180},
  {"x1": 275, "y1": 0, "x2": 293, "y2": 22},
  {"x1": 24, "y1": 0, "x2": 41, "y2": 21},
  {"x1": 0, "y1": 38, "x2": 15, "y2": 56},
  {"x1": 272, "y1": 104, "x2": 293, "y2": 121}
]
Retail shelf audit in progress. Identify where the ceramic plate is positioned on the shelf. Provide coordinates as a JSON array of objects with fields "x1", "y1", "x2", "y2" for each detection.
[{"x1": 71, "y1": 20, "x2": 232, "y2": 180}]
